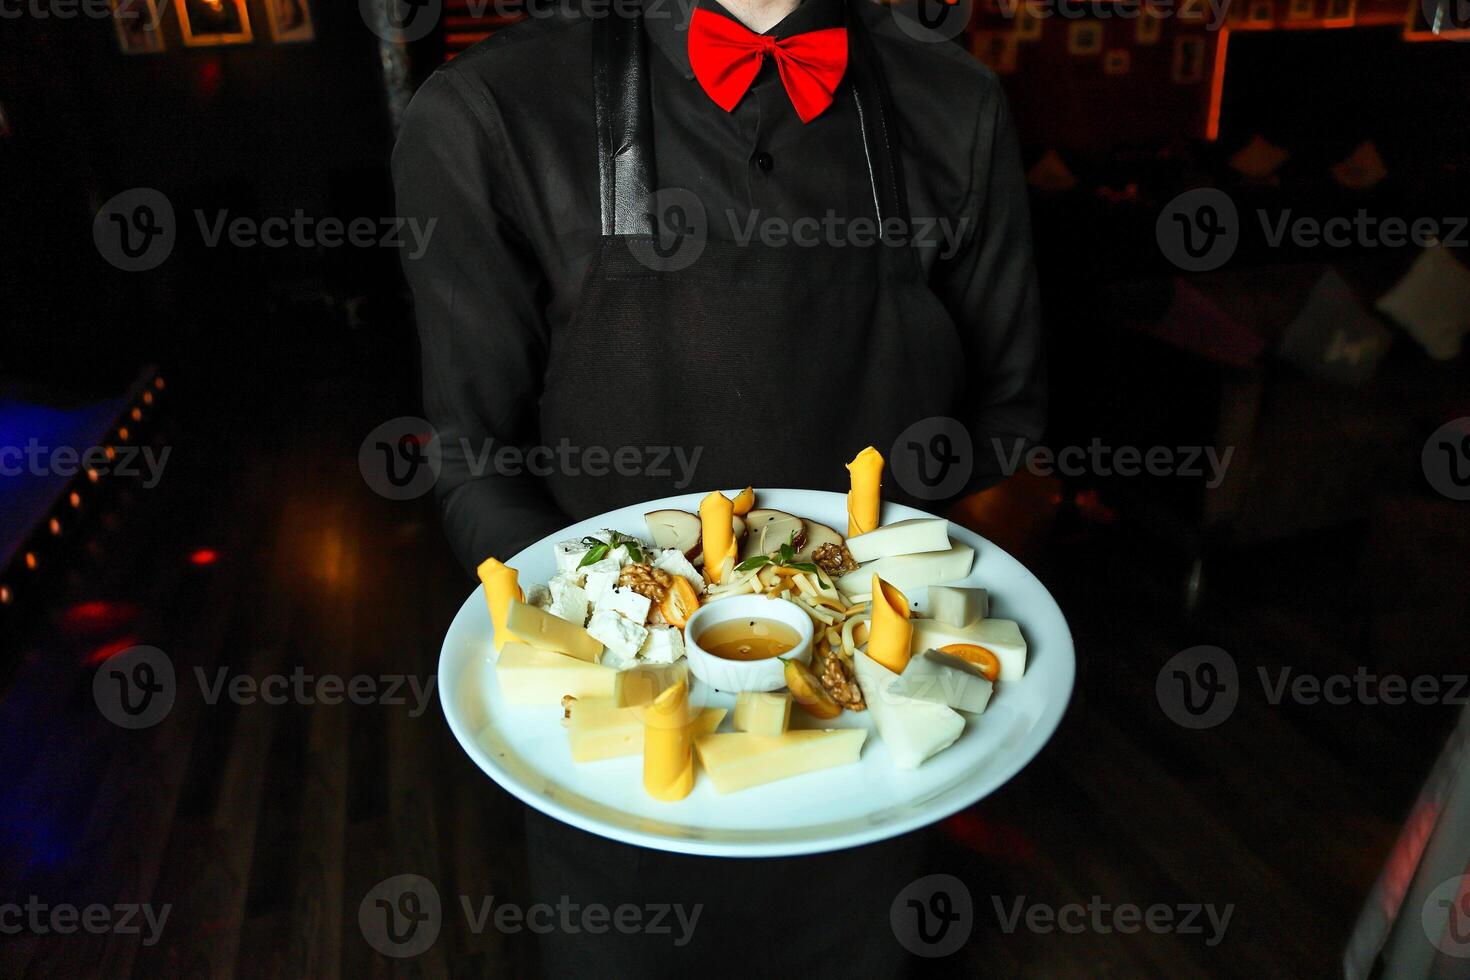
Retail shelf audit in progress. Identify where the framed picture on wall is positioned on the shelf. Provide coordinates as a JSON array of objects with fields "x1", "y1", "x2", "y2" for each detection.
[
  {"x1": 174, "y1": 0, "x2": 253, "y2": 46},
  {"x1": 265, "y1": 0, "x2": 314, "y2": 43},
  {"x1": 111, "y1": 0, "x2": 165, "y2": 54}
]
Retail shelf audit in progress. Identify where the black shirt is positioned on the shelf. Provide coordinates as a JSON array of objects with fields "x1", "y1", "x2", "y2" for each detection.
[{"x1": 393, "y1": 0, "x2": 1045, "y2": 570}]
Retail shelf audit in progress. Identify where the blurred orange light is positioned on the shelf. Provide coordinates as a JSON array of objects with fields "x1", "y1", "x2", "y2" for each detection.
[
  {"x1": 49, "y1": 519, "x2": 61, "y2": 535},
  {"x1": 0, "y1": 585, "x2": 11, "y2": 605},
  {"x1": 154, "y1": 377, "x2": 166, "y2": 390},
  {"x1": 25, "y1": 552, "x2": 38, "y2": 571},
  {"x1": 105, "y1": 447, "x2": 116, "y2": 462},
  {"x1": 118, "y1": 427, "x2": 130, "y2": 442},
  {"x1": 143, "y1": 391, "x2": 155, "y2": 405},
  {"x1": 189, "y1": 548, "x2": 219, "y2": 566},
  {"x1": 131, "y1": 408, "x2": 142, "y2": 421},
  {"x1": 69, "y1": 492, "x2": 81, "y2": 508},
  {"x1": 87, "y1": 468, "x2": 100, "y2": 483}
]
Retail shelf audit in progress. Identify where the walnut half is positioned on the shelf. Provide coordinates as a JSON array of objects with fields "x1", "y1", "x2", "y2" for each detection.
[
  {"x1": 814, "y1": 645, "x2": 865, "y2": 711},
  {"x1": 618, "y1": 563, "x2": 672, "y2": 604},
  {"x1": 812, "y1": 542, "x2": 859, "y2": 576}
]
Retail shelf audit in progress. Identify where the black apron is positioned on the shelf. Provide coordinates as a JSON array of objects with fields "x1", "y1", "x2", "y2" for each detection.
[{"x1": 539, "y1": 0, "x2": 967, "y2": 517}]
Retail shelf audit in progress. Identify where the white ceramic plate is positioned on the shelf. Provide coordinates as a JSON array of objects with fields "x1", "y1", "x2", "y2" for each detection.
[{"x1": 437, "y1": 489, "x2": 1075, "y2": 858}]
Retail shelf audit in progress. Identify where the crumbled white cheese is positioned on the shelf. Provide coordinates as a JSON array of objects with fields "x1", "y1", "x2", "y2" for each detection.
[
  {"x1": 651, "y1": 548, "x2": 703, "y2": 595},
  {"x1": 638, "y1": 626, "x2": 685, "y2": 665},
  {"x1": 597, "y1": 586, "x2": 651, "y2": 624},
  {"x1": 547, "y1": 578, "x2": 590, "y2": 626},
  {"x1": 586, "y1": 607, "x2": 648, "y2": 662}
]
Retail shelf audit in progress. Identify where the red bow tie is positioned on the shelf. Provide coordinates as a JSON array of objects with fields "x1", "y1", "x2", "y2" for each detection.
[{"x1": 688, "y1": 7, "x2": 848, "y2": 124}]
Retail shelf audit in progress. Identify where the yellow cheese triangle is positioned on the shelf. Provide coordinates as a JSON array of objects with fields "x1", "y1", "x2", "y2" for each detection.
[
  {"x1": 846, "y1": 446, "x2": 884, "y2": 537},
  {"x1": 699, "y1": 491, "x2": 735, "y2": 584},
  {"x1": 476, "y1": 556, "x2": 523, "y2": 652},
  {"x1": 643, "y1": 679, "x2": 695, "y2": 801},
  {"x1": 867, "y1": 573, "x2": 913, "y2": 673}
]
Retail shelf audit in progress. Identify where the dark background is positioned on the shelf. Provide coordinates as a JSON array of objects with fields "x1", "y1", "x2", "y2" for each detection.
[{"x1": 2, "y1": 1, "x2": 1469, "y2": 976}]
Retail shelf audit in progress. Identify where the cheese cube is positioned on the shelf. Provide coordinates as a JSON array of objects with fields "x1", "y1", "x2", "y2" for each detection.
[
  {"x1": 638, "y1": 626, "x2": 685, "y2": 665},
  {"x1": 582, "y1": 563, "x2": 621, "y2": 605},
  {"x1": 733, "y1": 691, "x2": 792, "y2": 735},
  {"x1": 615, "y1": 662, "x2": 688, "y2": 707},
  {"x1": 554, "y1": 538, "x2": 593, "y2": 575},
  {"x1": 567, "y1": 699, "x2": 725, "y2": 762},
  {"x1": 694, "y1": 730, "x2": 867, "y2": 794},
  {"x1": 495, "y1": 642, "x2": 616, "y2": 705},
  {"x1": 926, "y1": 586, "x2": 988, "y2": 628},
  {"x1": 835, "y1": 542, "x2": 974, "y2": 599},
  {"x1": 505, "y1": 601, "x2": 604, "y2": 663},
  {"x1": 525, "y1": 583, "x2": 552, "y2": 610},
  {"x1": 599, "y1": 641, "x2": 641, "y2": 672},
  {"x1": 586, "y1": 607, "x2": 649, "y2": 662},
  {"x1": 894, "y1": 649, "x2": 993, "y2": 714},
  {"x1": 652, "y1": 548, "x2": 704, "y2": 595},
  {"x1": 846, "y1": 517, "x2": 952, "y2": 564},
  {"x1": 597, "y1": 586, "x2": 651, "y2": 624},
  {"x1": 547, "y1": 578, "x2": 590, "y2": 626},
  {"x1": 853, "y1": 652, "x2": 964, "y2": 770},
  {"x1": 909, "y1": 618, "x2": 1027, "y2": 681}
]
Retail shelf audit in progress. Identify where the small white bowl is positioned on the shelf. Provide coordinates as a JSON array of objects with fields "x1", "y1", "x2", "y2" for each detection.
[{"x1": 684, "y1": 594, "x2": 814, "y2": 693}]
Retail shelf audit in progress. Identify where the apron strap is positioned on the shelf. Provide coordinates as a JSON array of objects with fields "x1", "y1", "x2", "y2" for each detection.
[
  {"x1": 594, "y1": 1, "x2": 656, "y2": 237},
  {"x1": 593, "y1": 0, "x2": 910, "y2": 236}
]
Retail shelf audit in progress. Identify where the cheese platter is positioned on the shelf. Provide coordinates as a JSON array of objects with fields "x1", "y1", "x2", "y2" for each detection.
[{"x1": 438, "y1": 452, "x2": 1075, "y2": 857}]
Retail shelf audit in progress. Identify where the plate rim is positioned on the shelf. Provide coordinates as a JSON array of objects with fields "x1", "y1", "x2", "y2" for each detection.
[{"x1": 437, "y1": 488, "x2": 1075, "y2": 857}]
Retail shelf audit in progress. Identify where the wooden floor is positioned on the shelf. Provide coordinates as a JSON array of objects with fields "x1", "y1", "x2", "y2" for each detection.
[{"x1": 0, "y1": 371, "x2": 1457, "y2": 979}]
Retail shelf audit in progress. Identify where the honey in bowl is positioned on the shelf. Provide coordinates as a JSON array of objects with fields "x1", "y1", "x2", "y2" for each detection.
[{"x1": 697, "y1": 617, "x2": 802, "y2": 662}]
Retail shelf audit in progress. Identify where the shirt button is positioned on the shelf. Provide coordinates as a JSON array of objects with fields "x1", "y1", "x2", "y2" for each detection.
[{"x1": 755, "y1": 151, "x2": 774, "y2": 173}]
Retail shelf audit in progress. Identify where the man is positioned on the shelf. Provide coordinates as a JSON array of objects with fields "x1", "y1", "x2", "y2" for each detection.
[{"x1": 394, "y1": 0, "x2": 1044, "y2": 573}]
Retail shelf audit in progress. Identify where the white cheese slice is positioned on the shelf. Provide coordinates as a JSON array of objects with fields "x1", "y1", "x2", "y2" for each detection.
[
  {"x1": 925, "y1": 586, "x2": 988, "y2": 628},
  {"x1": 909, "y1": 618, "x2": 1027, "y2": 681},
  {"x1": 835, "y1": 541, "x2": 975, "y2": 599},
  {"x1": 846, "y1": 517, "x2": 952, "y2": 564},
  {"x1": 596, "y1": 585, "x2": 651, "y2": 624},
  {"x1": 894, "y1": 649, "x2": 993, "y2": 714},
  {"x1": 853, "y1": 651, "x2": 964, "y2": 770},
  {"x1": 638, "y1": 625, "x2": 685, "y2": 665},
  {"x1": 586, "y1": 607, "x2": 649, "y2": 662},
  {"x1": 652, "y1": 548, "x2": 704, "y2": 595},
  {"x1": 547, "y1": 578, "x2": 590, "y2": 626}
]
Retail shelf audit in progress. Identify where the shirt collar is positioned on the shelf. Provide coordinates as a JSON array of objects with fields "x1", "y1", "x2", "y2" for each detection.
[{"x1": 644, "y1": 0, "x2": 845, "y2": 81}]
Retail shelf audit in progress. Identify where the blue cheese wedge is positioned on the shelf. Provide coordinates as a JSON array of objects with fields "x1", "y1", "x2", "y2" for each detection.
[{"x1": 586, "y1": 607, "x2": 649, "y2": 665}]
